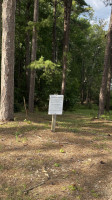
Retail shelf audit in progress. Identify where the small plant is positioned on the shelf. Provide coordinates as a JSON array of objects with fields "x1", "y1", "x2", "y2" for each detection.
[
  {"x1": 0, "y1": 165, "x2": 4, "y2": 171},
  {"x1": 27, "y1": 120, "x2": 31, "y2": 124},
  {"x1": 36, "y1": 150, "x2": 41, "y2": 153},
  {"x1": 91, "y1": 190, "x2": 99, "y2": 198},
  {"x1": 15, "y1": 131, "x2": 21, "y2": 136},
  {"x1": 68, "y1": 185, "x2": 76, "y2": 191},
  {"x1": 76, "y1": 196, "x2": 81, "y2": 199},
  {"x1": 24, "y1": 119, "x2": 31, "y2": 124},
  {"x1": 68, "y1": 184, "x2": 83, "y2": 192},
  {"x1": 61, "y1": 187, "x2": 66, "y2": 191},
  {"x1": 72, "y1": 169, "x2": 76, "y2": 174},
  {"x1": 54, "y1": 163, "x2": 60, "y2": 167},
  {"x1": 60, "y1": 149, "x2": 65, "y2": 153},
  {"x1": 15, "y1": 131, "x2": 21, "y2": 141},
  {"x1": 21, "y1": 137, "x2": 27, "y2": 143},
  {"x1": 77, "y1": 186, "x2": 83, "y2": 192}
]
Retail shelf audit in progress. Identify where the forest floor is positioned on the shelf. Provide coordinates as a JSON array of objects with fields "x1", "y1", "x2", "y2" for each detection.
[{"x1": 0, "y1": 109, "x2": 112, "y2": 200}]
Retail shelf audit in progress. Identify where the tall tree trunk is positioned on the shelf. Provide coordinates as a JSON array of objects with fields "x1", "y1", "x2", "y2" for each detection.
[
  {"x1": 0, "y1": 0, "x2": 16, "y2": 121},
  {"x1": 16, "y1": 0, "x2": 21, "y2": 88},
  {"x1": 0, "y1": 1, "x2": 2, "y2": 106},
  {"x1": 98, "y1": 10, "x2": 112, "y2": 117},
  {"x1": 105, "y1": 66, "x2": 112, "y2": 112},
  {"x1": 28, "y1": 0, "x2": 39, "y2": 112},
  {"x1": 0, "y1": 0, "x2": 2, "y2": 70},
  {"x1": 0, "y1": 1, "x2": 2, "y2": 48},
  {"x1": 81, "y1": 59, "x2": 85, "y2": 104},
  {"x1": 52, "y1": 0, "x2": 57, "y2": 63},
  {"x1": 25, "y1": 0, "x2": 32, "y2": 99},
  {"x1": 105, "y1": 24, "x2": 112, "y2": 112},
  {"x1": 25, "y1": 32, "x2": 31, "y2": 98},
  {"x1": 61, "y1": 0, "x2": 72, "y2": 95}
]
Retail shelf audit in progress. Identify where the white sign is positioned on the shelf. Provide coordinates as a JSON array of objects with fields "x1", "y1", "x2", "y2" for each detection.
[{"x1": 48, "y1": 95, "x2": 64, "y2": 115}]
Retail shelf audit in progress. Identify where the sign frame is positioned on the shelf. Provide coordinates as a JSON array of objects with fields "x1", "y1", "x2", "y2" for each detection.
[
  {"x1": 48, "y1": 95, "x2": 64, "y2": 132},
  {"x1": 48, "y1": 95, "x2": 64, "y2": 115}
]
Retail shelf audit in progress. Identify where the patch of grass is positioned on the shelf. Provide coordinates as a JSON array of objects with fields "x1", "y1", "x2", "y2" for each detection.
[
  {"x1": 91, "y1": 190, "x2": 99, "y2": 198},
  {"x1": 0, "y1": 165, "x2": 4, "y2": 171},
  {"x1": 68, "y1": 185, "x2": 76, "y2": 191},
  {"x1": 93, "y1": 143, "x2": 108, "y2": 150},
  {"x1": 21, "y1": 137, "x2": 27, "y2": 143},
  {"x1": 100, "y1": 114, "x2": 111, "y2": 120},
  {"x1": 72, "y1": 169, "x2": 76, "y2": 174},
  {"x1": 76, "y1": 196, "x2": 81, "y2": 199},
  {"x1": 24, "y1": 119, "x2": 32, "y2": 124},
  {"x1": 70, "y1": 128, "x2": 81, "y2": 133},
  {"x1": 15, "y1": 131, "x2": 21, "y2": 142},
  {"x1": 61, "y1": 186, "x2": 66, "y2": 191},
  {"x1": 3, "y1": 184, "x2": 35, "y2": 200},
  {"x1": 15, "y1": 131, "x2": 21, "y2": 136},
  {"x1": 77, "y1": 186, "x2": 83, "y2": 192},
  {"x1": 0, "y1": 144, "x2": 3, "y2": 151},
  {"x1": 45, "y1": 142, "x2": 56, "y2": 148},
  {"x1": 93, "y1": 137, "x2": 101, "y2": 141},
  {"x1": 36, "y1": 149, "x2": 41, "y2": 153},
  {"x1": 15, "y1": 131, "x2": 27, "y2": 143},
  {"x1": 68, "y1": 184, "x2": 83, "y2": 192}
]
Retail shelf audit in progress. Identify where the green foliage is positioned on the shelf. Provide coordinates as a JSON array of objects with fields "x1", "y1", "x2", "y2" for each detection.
[
  {"x1": 68, "y1": 185, "x2": 76, "y2": 191},
  {"x1": 60, "y1": 149, "x2": 65, "y2": 153},
  {"x1": 27, "y1": 56, "x2": 58, "y2": 71},
  {"x1": 54, "y1": 163, "x2": 60, "y2": 167},
  {"x1": 91, "y1": 190, "x2": 99, "y2": 198},
  {"x1": 13, "y1": 0, "x2": 106, "y2": 111}
]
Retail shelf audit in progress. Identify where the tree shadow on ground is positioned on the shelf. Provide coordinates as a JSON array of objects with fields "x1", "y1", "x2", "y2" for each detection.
[{"x1": 0, "y1": 112, "x2": 112, "y2": 200}]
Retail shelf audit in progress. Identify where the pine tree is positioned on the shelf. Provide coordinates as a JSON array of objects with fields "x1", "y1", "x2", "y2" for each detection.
[
  {"x1": 28, "y1": 0, "x2": 39, "y2": 112},
  {"x1": 0, "y1": 0, "x2": 16, "y2": 121},
  {"x1": 61, "y1": 0, "x2": 72, "y2": 95},
  {"x1": 98, "y1": 10, "x2": 112, "y2": 116}
]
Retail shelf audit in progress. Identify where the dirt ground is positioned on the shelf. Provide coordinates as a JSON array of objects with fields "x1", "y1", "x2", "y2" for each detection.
[{"x1": 0, "y1": 110, "x2": 112, "y2": 200}]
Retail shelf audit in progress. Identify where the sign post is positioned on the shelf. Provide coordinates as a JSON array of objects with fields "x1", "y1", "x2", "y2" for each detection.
[
  {"x1": 51, "y1": 115, "x2": 56, "y2": 132},
  {"x1": 48, "y1": 95, "x2": 64, "y2": 132}
]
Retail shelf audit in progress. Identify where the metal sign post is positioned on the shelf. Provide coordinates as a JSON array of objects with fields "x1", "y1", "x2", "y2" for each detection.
[{"x1": 48, "y1": 95, "x2": 64, "y2": 132}]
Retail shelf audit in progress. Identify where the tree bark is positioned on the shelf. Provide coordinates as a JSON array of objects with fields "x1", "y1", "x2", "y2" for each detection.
[
  {"x1": 61, "y1": 0, "x2": 72, "y2": 95},
  {"x1": 0, "y1": 0, "x2": 16, "y2": 121},
  {"x1": 52, "y1": 0, "x2": 57, "y2": 63},
  {"x1": 25, "y1": 32, "x2": 31, "y2": 97},
  {"x1": 25, "y1": 0, "x2": 32, "y2": 99},
  {"x1": 98, "y1": 10, "x2": 112, "y2": 117},
  {"x1": 0, "y1": 1, "x2": 2, "y2": 48},
  {"x1": 81, "y1": 59, "x2": 85, "y2": 104},
  {"x1": 105, "y1": 22, "x2": 112, "y2": 112},
  {"x1": 28, "y1": 0, "x2": 39, "y2": 112},
  {"x1": 105, "y1": 66, "x2": 112, "y2": 112}
]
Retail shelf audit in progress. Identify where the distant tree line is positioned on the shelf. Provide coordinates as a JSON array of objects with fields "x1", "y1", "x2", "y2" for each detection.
[{"x1": 0, "y1": 0, "x2": 107, "y2": 121}]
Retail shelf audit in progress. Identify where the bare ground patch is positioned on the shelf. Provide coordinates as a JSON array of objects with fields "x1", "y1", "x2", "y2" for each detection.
[{"x1": 0, "y1": 111, "x2": 112, "y2": 200}]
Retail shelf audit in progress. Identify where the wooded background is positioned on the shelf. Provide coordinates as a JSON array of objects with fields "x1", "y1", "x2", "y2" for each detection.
[{"x1": 0, "y1": 0, "x2": 109, "y2": 121}]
